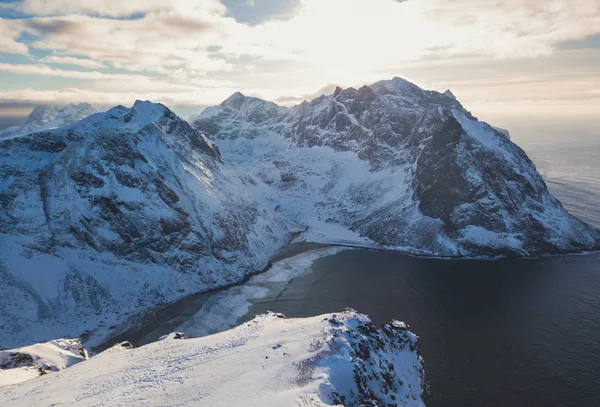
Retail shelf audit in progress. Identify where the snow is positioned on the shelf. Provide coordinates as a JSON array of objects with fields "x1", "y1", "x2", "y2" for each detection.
[
  {"x1": 0, "y1": 103, "x2": 99, "y2": 139},
  {"x1": 176, "y1": 247, "x2": 347, "y2": 337},
  {"x1": 0, "y1": 339, "x2": 88, "y2": 387},
  {"x1": 0, "y1": 311, "x2": 426, "y2": 407},
  {"x1": 1, "y1": 77, "x2": 599, "y2": 355},
  {"x1": 191, "y1": 78, "x2": 600, "y2": 258},
  {"x1": 0, "y1": 100, "x2": 295, "y2": 350}
]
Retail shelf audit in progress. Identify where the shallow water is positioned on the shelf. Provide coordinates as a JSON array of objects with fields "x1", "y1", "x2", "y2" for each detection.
[{"x1": 245, "y1": 249, "x2": 600, "y2": 407}]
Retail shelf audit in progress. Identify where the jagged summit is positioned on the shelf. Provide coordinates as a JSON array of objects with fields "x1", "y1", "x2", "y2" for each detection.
[
  {"x1": 192, "y1": 77, "x2": 600, "y2": 257},
  {"x1": 1, "y1": 76, "x2": 599, "y2": 352}
]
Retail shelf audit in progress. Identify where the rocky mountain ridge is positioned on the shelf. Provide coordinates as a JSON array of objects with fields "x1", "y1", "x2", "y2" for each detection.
[
  {"x1": 0, "y1": 311, "x2": 427, "y2": 407},
  {"x1": 0, "y1": 100, "x2": 293, "y2": 349},
  {"x1": 192, "y1": 77, "x2": 600, "y2": 256}
]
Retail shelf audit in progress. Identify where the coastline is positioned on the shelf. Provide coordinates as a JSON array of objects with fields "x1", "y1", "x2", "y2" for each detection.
[
  {"x1": 89, "y1": 241, "x2": 337, "y2": 353},
  {"x1": 89, "y1": 236, "x2": 600, "y2": 353}
]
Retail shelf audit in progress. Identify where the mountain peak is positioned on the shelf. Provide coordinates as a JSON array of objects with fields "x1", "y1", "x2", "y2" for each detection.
[
  {"x1": 221, "y1": 91, "x2": 246, "y2": 109},
  {"x1": 443, "y1": 89, "x2": 456, "y2": 100},
  {"x1": 370, "y1": 76, "x2": 420, "y2": 95},
  {"x1": 129, "y1": 100, "x2": 170, "y2": 119},
  {"x1": 25, "y1": 105, "x2": 60, "y2": 125}
]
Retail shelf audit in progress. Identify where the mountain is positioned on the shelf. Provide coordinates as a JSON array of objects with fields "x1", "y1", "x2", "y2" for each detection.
[
  {"x1": 0, "y1": 311, "x2": 427, "y2": 407},
  {"x1": 0, "y1": 103, "x2": 99, "y2": 139},
  {"x1": 0, "y1": 101, "x2": 293, "y2": 349},
  {"x1": 191, "y1": 77, "x2": 600, "y2": 257}
]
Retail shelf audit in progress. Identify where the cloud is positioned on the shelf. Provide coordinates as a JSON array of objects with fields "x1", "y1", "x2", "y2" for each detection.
[
  {"x1": 14, "y1": 12, "x2": 236, "y2": 76},
  {"x1": 15, "y1": 0, "x2": 226, "y2": 18},
  {"x1": 0, "y1": 19, "x2": 29, "y2": 54},
  {"x1": 0, "y1": 0, "x2": 599, "y2": 110},
  {"x1": 0, "y1": 62, "x2": 150, "y2": 81},
  {"x1": 40, "y1": 55, "x2": 106, "y2": 69}
]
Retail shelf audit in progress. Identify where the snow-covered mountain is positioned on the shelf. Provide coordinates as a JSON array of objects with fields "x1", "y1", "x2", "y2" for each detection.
[
  {"x1": 0, "y1": 103, "x2": 99, "y2": 139},
  {"x1": 0, "y1": 101, "x2": 293, "y2": 349},
  {"x1": 191, "y1": 77, "x2": 600, "y2": 256},
  {"x1": 2, "y1": 77, "x2": 599, "y2": 352},
  {"x1": 0, "y1": 311, "x2": 427, "y2": 407}
]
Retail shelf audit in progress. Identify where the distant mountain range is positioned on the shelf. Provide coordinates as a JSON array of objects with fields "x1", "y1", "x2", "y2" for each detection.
[
  {"x1": 0, "y1": 78, "x2": 598, "y2": 349},
  {"x1": 0, "y1": 103, "x2": 99, "y2": 139}
]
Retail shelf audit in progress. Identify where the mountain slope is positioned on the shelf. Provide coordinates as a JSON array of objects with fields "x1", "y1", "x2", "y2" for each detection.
[
  {"x1": 0, "y1": 101, "x2": 293, "y2": 349},
  {"x1": 0, "y1": 103, "x2": 99, "y2": 139},
  {"x1": 0, "y1": 311, "x2": 427, "y2": 407},
  {"x1": 191, "y1": 77, "x2": 600, "y2": 256}
]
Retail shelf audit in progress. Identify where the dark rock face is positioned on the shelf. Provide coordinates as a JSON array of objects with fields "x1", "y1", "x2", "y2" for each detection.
[
  {"x1": 192, "y1": 77, "x2": 600, "y2": 256},
  {"x1": 0, "y1": 352, "x2": 35, "y2": 369},
  {"x1": 0, "y1": 101, "x2": 292, "y2": 349}
]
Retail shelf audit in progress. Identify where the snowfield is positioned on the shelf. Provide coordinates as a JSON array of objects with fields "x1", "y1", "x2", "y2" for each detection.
[
  {"x1": 0, "y1": 311, "x2": 427, "y2": 407},
  {"x1": 0, "y1": 100, "x2": 293, "y2": 349}
]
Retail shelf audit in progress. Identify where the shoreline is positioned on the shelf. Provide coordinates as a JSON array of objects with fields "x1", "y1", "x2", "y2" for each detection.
[
  {"x1": 89, "y1": 238, "x2": 600, "y2": 353},
  {"x1": 89, "y1": 241, "x2": 335, "y2": 353}
]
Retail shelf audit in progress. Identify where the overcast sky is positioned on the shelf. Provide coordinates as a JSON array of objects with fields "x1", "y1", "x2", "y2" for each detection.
[{"x1": 0, "y1": 0, "x2": 599, "y2": 119}]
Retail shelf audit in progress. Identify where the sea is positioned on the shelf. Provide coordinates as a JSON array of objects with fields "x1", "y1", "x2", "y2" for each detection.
[{"x1": 100, "y1": 114, "x2": 600, "y2": 407}]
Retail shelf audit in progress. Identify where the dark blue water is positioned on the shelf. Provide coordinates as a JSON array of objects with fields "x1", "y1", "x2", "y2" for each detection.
[{"x1": 247, "y1": 249, "x2": 600, "y2": 407}]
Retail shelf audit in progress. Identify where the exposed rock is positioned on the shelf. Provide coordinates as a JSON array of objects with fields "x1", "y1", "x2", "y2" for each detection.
[
  {"x1": 0, "y1": 101, "x2": 293, "y2": 349},
  {"x1": 0, "y1": 311, "x2": 427, "y2": 406},
  {"x1": 191, "y1": 77, "x2": 600, "y2": 257}
]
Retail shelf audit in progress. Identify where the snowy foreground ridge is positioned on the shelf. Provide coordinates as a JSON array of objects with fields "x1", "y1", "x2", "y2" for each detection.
[{"x1": 0, "y1": 311, "x2": 428, "y2": 407}]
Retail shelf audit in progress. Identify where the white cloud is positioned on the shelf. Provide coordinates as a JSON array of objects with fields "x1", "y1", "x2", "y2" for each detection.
[
  {"x1": 16, "y1": 0, "x2": 226, "y2": 18},
  {"x1": 40, "y1": 55, "x2": 106, "y2": 69},
  {"x1": 0, "y1": 0, "x2": 598, "y2": 108},
  {"x1": 0, "y1": 19, "x2": 29, "y2": 54},
  {"x1": 0, "y1": 62, "x2": 149, "y2": 81}
]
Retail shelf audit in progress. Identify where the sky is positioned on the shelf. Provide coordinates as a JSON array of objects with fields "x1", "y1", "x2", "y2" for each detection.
[{"x1": 0, "y1": 0, "x2": 599, "y2": 122}]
